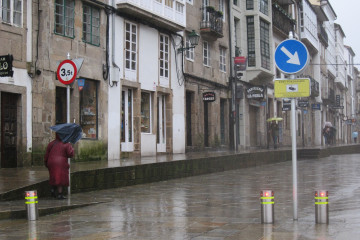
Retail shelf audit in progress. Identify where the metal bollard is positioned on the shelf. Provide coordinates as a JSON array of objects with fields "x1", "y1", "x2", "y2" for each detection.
[
  {"x1": 260, "y1": 190, "x2": 274, "y2": 224},
  {"x1": 25, "y1": 190, "x2": 39, "y2": 221},
  {"x1": 315, "y1": 190, "x2": 329, "y2": 224}
]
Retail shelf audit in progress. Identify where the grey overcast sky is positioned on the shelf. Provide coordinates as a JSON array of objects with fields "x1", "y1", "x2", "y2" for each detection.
[{"x1": 329, "y1": 0, "x2": 360, "y2": 66}]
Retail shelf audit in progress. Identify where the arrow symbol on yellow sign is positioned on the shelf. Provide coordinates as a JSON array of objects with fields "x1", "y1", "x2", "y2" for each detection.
[{"x1": 281, "y1": 46, "x2": 300, "y2": 65}]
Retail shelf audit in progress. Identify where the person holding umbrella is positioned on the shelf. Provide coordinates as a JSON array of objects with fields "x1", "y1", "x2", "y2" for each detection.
[
  {"x1": 269, "y1": 120, "x2": 280, "y2": 149},
  {"x1": 44, "y1": 123, "x2": 82, "y2": 199},
  {"x1": 267, "y1": 117, "x2": 282, "y2": 149}
]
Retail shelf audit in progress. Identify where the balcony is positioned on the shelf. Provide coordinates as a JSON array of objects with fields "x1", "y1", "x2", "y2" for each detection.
[
  {"x1": 300, "y1": 0, "x2": 319, "y2": 53},
  {"x1": 322, "y1": 87, "x2": 335, "y2": 104},
  {"x1": 318, "y1": 25, "x2": 328, "y2": 48},
  {"x1": 200, "y1": 6, "x2": 223, "y2": 40},
  {"x1": 335, "y1": 75, "x2": 346, "y2": 90},
  {"x1": 115, "y1": 0, "x2": 185, "y2": 32},
  {"x1": 272, "y1": 3, "x2": 295, "y2": 36},
  {"x1": 310, "y1": 76, "x2": 319, "y2": 97}
]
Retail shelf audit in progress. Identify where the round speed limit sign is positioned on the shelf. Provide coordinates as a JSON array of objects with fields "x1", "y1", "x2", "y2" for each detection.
[{"x1": 57, "y1": 59, "x2": 77, "y2": 85}]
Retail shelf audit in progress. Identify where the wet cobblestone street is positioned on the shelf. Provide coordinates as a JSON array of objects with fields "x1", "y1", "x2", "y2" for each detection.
[{"x1": 1, "y1": 153, "x2": 360, "y2": 239}]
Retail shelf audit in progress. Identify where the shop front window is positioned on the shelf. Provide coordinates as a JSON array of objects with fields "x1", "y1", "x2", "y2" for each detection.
[{"x1": 80, "y1": 80, "x2": 98, "y2": 139}]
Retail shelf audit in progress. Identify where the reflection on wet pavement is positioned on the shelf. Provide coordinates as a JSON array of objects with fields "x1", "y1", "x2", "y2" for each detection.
[{"x1": 1, "y1": 154, "x2": 360, "y2": 239}]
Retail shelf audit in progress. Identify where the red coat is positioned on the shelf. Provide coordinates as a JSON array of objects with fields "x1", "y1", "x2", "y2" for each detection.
[{"x1": 44, "y1": 136, "x2": 74, "y2": 186}]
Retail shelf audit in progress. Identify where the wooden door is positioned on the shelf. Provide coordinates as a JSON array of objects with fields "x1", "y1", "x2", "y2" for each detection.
[{"x1": 1, "y1": 93, "x2": 18, "y2": 168}]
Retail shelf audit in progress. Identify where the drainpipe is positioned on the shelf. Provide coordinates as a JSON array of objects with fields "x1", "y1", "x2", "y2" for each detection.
[
  {"x1": 111, "y1": 0, "x2": 120, "y2": 85},
  {"x1": 26, "y1": 0, "x2": 33, "y2": 154},
  {"x1": 227, "y1": 1, "x2": 236, "y2": 150}
]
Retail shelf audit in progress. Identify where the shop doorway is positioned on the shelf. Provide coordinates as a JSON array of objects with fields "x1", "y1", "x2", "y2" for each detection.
[
  {"x1": 186, "y1": 91, "x2": 193, "y2": 146},
  {"x1": 249, "y1": 105, "x2": 258, "y2": 147},
  {"x1": 1, "y1": 92, "x2": 19, "y2": 168},
  {"x1": 121, "y1": 88, "x2": 134, "y2": 152},
  {"x1": 157, "y1": 94, "x2": 166, "y2": 152},
  {"x1": 204, "y1": 102, "x2": 209, "y2": 147}
]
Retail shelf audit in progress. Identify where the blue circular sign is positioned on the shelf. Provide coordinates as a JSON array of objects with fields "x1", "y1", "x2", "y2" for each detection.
[{"x1": 275, "y1": 39, "x2": 309, "y2": 74}]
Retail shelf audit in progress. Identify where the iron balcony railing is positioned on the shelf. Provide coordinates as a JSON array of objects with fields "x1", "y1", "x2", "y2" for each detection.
[
  {"x1": 304, "y1": 75, "x2": 320, "y2": 97},
  {"x1": 318, "y1": 25, "x2": 328, "y2": 48},
  {"x1": 329, "y1": 88, "x2": 335, "y2": 104},
  {"x1": 310, "y1": 77, "x2": 320, "y2": 97},
  {"x1": 200, "y1": 6, "x2": 223, "y2": 38},
  {"x1": 272, "y1": 3, "x2": 295, "y2": 35}
]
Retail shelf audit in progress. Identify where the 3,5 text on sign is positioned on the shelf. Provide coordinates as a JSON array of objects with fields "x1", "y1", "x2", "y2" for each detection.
[{"x1": 57, "y1": 59, "x2": 77, "y2": 85}]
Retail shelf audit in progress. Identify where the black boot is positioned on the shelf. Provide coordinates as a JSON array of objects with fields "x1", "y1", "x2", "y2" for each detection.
[
  {"x1": 50, "y1": 187, "x2": 57, "y2": 198},
  {"x1": 57, "y1": 194, "x2": 66, "y2": 200}
]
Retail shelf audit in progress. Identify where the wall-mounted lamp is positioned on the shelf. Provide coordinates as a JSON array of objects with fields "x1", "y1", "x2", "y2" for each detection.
[{"x1": 178, "y1": 30, "x2": 200, "y2": 53}]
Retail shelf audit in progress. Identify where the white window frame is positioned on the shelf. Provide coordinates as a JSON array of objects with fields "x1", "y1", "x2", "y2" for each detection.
[
  {"x1": 203, "y1": 41, "x2": 210, "y2": 67},
  {"x1": 187, "y1": 0, "x2": 193, "y2": 5},
  {"x1": 202, "y1": 0, "x2": 209, "y2": 22},
  {"x1": 175, "y1": 2, "x2": 184, "y2": 13},
  {"x1": 165, "y1": 0, "x2": 173, "y2": 8},
  {"x1": 259, "y1": 0, "x2": 269, "y2": 15},
  {"x1": 159, "y1": 33, "x2": 169, "y2": 79},
  {"x1": 219, "y1": 0, "x2": 225, "y2": 21},
  {"x1": 125, "y1": 21, "x2": 137, "y2": 71},
  {"x1": 219, "y1": 46, "x2": 226, "y2": 72},
  {"x1": 1, "y1": 0, "x2": 22, "y2": 26},
  {"x1": 185, "y1": 37, "x2": 194, "y2": 61}
]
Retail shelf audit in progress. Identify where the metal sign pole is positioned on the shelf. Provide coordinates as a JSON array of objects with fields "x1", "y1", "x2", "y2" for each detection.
[
  {"x1": 66, "y1": 53, "x2": 71, "y2": 196},
  {"x1": 288, "y1": 32, "x2": 298, "y2": 220},
  {"x1": 291, "y1": 88, "x2": 298, "y2": 220},
  {"x1": 274, "y1": 31, "x2": 309, "y2": 221}
]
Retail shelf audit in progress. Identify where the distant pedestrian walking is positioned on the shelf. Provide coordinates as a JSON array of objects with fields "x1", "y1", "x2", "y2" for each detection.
[
  {"x1": 322, "y1": 126, "x2": 330, "y2": 145},
  {"x1": 44, "y1": 133, "x2": 74, "y2": 199},
  {"x1": 269, "y1": 121, "x2": 279, "y2": 149},
  {"x1": 352, "y1": 131, "x2": 358, "y2": 143}
]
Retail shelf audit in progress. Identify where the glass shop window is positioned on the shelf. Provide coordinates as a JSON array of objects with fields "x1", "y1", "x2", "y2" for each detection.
[
  {"x1": 141, "y1": 92, "x2": 152, "y2": 133},
  {"x1": 80, "y1": 80, "x2": 98, "y2": 139}
]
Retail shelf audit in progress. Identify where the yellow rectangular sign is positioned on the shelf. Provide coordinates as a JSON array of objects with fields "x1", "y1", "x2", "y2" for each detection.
[{"x1": 274, "y1": 78, "x2": 310, "y2": 98}]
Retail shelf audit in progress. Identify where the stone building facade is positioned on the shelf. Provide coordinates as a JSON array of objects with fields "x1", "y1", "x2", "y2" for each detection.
[{"x1": 184, "y1": 0, "x2": 231, "y2": 150}]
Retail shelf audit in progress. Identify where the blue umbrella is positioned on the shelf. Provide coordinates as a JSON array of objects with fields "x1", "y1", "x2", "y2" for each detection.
[{"x1": 50, "y1": 123, "x2": 82, "y2": 144}]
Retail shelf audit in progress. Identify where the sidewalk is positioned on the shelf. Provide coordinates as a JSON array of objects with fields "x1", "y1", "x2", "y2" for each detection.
[{"x1": 0, "y1": 149, "x2": 246, "y2": 219}]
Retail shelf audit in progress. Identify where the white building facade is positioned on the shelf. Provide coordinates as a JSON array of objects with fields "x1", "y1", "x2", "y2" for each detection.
[{"x1": 108, "y1": 0, "x2": 187, "y2": 159}]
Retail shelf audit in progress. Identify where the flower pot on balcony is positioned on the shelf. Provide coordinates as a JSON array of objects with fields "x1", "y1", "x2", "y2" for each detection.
[
  {"x1": 215, "y1": 11, "x2": 223, "y2": 18},
  {"x1": 206, "y1": 6, "x2": 215, "y2": 13}
]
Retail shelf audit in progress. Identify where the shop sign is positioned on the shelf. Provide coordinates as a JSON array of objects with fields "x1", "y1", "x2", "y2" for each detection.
[
  {"x1": 282, "y1": 99, "x2": 291, "y2": 111},
  {"x1": 78, "y1": 78, "x2": 85, "y2": 91},
  {"x1": 246, "y1": 86, "x2": 264, "y2": 99},
  {"x1": 345, "y1": 119, "x2": 353, "y2": 125},
  {"x1": 203, "y1": 92, "x2": 216, "y2": 102},
  {"x1": 234, "y1": 56, "x2": 247, "y2": 71},
  {"x1": 331, "y1": 105, "x2": 344, "y2": 109},
  {"x1": 298, "y1": 100, "x2": 309, "y2": 108},
  {"x1": 336, "y1": 95, "x2": 340, "y2": 106},
  {"x1": 311, "y1": 103, "x2": 321, "y2": 110},
  {"x1": 0, "y1": 54, "x2": 14, "y2": 77}
]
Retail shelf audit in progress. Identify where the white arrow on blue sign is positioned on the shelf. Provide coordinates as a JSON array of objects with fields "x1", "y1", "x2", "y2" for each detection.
[{"x1": 275, "y1": 39, "x2": 309, "y2": 75}]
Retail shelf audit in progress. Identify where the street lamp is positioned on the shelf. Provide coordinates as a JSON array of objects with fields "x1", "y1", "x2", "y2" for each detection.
[{"x1": 177, "y1": 30, "x2": 200, "y2": 53}]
